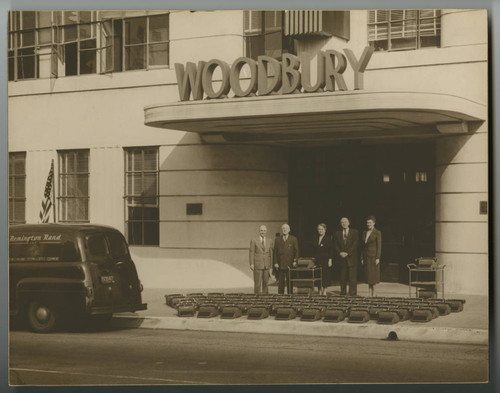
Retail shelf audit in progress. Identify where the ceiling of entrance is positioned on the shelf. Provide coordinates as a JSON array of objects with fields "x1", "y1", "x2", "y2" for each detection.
[{"x1": 144, "y1": 91, "x2": 485, "y2": 145}]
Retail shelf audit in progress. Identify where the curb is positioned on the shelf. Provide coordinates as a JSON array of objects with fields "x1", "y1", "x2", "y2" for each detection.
[{"x1": 112, "y1": 315, "x2": 488, "y2": 345}]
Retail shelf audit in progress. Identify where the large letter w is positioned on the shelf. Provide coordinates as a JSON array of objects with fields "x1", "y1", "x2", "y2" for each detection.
[{"x1": 175, "y1": 61, "x2": 206, "y2": 101}]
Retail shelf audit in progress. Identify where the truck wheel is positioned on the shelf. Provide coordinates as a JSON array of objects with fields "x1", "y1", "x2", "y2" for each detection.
[{"x1": 27, "y1": 301, "x2": 57, "y2": 333}]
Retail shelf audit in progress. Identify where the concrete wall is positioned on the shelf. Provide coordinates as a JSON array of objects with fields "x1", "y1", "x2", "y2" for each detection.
[
  {"x1": 171, "y1": 10, "x2": 244, "y2": 63},
  {"x1": 435, "y1": 127, "x2": 489, "y2": 295}
]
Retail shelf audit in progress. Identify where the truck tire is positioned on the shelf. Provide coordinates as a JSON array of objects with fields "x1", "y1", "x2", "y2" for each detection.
[{"x1": 27, "y1": 300, "x2": 57, "y2": 333}]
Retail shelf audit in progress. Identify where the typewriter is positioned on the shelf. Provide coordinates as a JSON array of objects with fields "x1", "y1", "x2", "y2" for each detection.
[
  {"x1": 295, "y1": 257, "x2": 316, "y2": 269},
  {"x1": 407, "y1": 257, "x2": 438, "y2": 269}
]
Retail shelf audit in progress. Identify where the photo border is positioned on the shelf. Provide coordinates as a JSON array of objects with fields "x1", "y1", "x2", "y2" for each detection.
[{"x1": 0, "y1": 0, "x2": 497, "y2": 392}]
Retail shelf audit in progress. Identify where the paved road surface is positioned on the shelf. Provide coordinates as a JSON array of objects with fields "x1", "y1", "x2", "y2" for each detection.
[{"x1": 9, "y1": 327, "x2": 488, "y2": 385}]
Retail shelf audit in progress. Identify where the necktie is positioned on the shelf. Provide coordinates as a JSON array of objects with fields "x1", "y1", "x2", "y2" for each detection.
[
  {"x1": 261, "y1": 237, "x2": 265, "y2": 247},
  {"x1": 284, "y1": 236, "x2": 287, "y2": 242}
]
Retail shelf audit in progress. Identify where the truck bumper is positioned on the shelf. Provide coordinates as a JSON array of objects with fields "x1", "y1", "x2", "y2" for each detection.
[{"x1": 90, "y1": 303, "x2": 148, "y2": 315}]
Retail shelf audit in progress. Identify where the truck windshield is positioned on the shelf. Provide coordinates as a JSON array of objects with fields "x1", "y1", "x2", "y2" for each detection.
[{"x1": 9, "y1": 241, "x2": 81, "y2": 262}]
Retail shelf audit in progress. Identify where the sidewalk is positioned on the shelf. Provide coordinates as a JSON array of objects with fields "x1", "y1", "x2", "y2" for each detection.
[{"x1": 113, "y1": 282, "x2": 489, "y2": 345}]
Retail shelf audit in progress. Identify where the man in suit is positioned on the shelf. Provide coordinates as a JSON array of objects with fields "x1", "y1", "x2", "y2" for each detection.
[
  {"x1": 333, "y1": 217, "x2": 359, "y2": 296},
  {"x1": 249, "y1": 225, "x2": 274, "y2": 294},
  {"x1": 273, "y1": 223, "x2": 299, "y2": 294}
]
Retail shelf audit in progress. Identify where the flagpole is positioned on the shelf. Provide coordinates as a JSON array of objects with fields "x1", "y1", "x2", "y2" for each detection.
[{"x1": 51, "y1": 159, "x2": 56, "y2": 223}]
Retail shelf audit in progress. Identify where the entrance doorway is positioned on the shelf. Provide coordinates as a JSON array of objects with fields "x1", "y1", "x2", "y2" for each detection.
[{"x1": 289, "y1": 143, "x2": 435, "y2": 283}]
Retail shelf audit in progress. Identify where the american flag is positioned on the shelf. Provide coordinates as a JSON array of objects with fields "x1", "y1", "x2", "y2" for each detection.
[{"x1": 39, "y1": 160, "x2": 54, "y2": 223}]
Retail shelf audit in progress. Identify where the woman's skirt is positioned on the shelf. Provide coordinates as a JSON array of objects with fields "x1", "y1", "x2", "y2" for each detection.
[
  {"x1": 364, "y1": 257, "x2": 380, "y2": 285},
  {"x1": 315, "y1": 257, "x2": 332, "y2": 288}
]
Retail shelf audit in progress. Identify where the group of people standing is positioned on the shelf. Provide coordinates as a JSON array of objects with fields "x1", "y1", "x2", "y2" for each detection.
[{"x1": 249, "y1": 217, "x2": 382, "y2": 297}]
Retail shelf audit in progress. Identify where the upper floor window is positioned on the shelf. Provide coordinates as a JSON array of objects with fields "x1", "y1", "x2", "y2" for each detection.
[
  {"x1": 368, "y1": 10, "x2": 441, "y2": 52},
  {"x1": 58, "y1": 149, "x2": 90, "y2": 223},
  {"x1": 9, "y1": 152, "x2": 26, "y2": 224},
  {"x1": 8, "y1": 11, "x2": 169, "y2": 81},
  {"x1": 244, "y1": 11, "x2": 295, "y2": 60},
  {"x1": 59, "y1": 11, "x2": 99, "y2": 76},
  {"x1": 101, "y1": 13, "x2": 169, "y2": 73},
  {"x1": 9, "y1": 11, "x2": 54, "y2": 80},
  {"x1": 8, "y1": 11, "x2": 98, "y2": 80}
]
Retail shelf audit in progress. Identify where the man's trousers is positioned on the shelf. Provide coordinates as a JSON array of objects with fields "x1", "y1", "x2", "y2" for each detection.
[{"x1": 253, "y1": 268, "x2": 270, "y2": 294}]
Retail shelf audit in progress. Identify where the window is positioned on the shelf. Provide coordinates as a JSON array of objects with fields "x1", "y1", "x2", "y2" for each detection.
[
  {"x1": 101, "y1": 12, "x2": 169, "y2": 72},
  {"x1": 8, "y1": 11, "x2": 97, "y2": 79},
  {"x1": 86, "y1": 235, "x2": 108, "y2": 257},
  {"x1": 416, "y1": 172, "x2": 428, "y2": 183},
  {"x1": 244, "y1": 11, "x2": 295, "y2": 60},
  {"x1": 9, "y1": 152, "x2": 26, "y2": 224},
  {"x1": 368, "y1": 10, "x2": 441, "y2": 51},
  {"x1": 8, "y1": 11, "x2": 169, "y2": 80},
  {"x1": 9, "y1": 240, "x2": 81, "y2": 262},
  {"x1": 124, "y1": 147, "x2": 159, "y2": 246},
  {"x1": 58, "y1": 11, "x2": 98, "y2": 76},
  {"x1": 58, "y1": 150, "x2": 89, "y2": 222},
  {"x1": 107, "y1": 232, "x2": 130, "y2": 259},
  {"x1": 9, "y1": 11, "x2": 47, "y2": 80}
]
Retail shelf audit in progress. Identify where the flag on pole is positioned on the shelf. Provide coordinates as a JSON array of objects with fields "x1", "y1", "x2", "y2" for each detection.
[{"x1": 39, "y1": 160, "x2": 54, "y2": 223}]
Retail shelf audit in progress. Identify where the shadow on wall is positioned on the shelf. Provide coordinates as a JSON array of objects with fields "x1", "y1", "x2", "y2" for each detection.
[
  {"x1": 130, "y1": 248, "x2": 254, "y2": 289},
  {"x1": 435, "y1": 133, "x2": 474, "y2": 166}
]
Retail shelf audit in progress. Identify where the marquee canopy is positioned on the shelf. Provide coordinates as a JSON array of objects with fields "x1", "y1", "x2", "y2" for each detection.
[{"x1": 144, "y1": 90, "x2": 485, "y2": 144}]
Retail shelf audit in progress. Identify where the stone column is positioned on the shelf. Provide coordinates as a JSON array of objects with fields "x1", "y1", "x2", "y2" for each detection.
[{"x1": 435, "y1": 127, "x2": 488, "y2": 295}]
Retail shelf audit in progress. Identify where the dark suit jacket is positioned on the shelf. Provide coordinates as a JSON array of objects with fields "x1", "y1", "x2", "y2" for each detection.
[
  {"x1": 249, "y1": 237, "x2": 273, "y2": 270},
  {"x1": 312, "y1": 234, "x2": 332, "y2": 264},
  {"x1": 334, "y1": 228, "x2": 359, "y2": 267},
  {"x1": 273, "y1": 235, "x2": 299, "y2": 269},
  {"x1": 362, "y1": 228, "x2": 382, "y2": 260}
]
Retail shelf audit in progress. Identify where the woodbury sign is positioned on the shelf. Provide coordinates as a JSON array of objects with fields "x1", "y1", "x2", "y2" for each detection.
[{"x1": 174, "y1": 46, "x2": 374, "y2": 101}]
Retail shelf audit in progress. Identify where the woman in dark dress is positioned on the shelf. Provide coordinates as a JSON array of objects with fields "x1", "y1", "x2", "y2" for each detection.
[
  {"x1": 361, "y1": 216, "x2": 382, "y2": 297},
  {"x1": 312, "y1": 223, "x2": 333, "y2": 295}
]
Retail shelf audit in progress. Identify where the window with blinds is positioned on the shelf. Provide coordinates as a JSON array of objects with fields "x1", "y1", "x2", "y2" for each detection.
[
  {"x1": 124, "y1": 147, "x2": 159, "y2": 246},
  {"x1": 368, "y1": 9, "x2": 441, "y2": 51},
  {"x1": 9, "y1": 152, "x2": 26, "y2": 224},
  {"x1": 58, "y1": 150, "x2": 90, "y2": 222},
  {"x1": 243, "y1": 10, "x2": 295, "y2": 60}
]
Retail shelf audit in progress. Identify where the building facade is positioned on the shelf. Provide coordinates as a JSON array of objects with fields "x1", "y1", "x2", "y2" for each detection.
[{"x1": 8, "y1": 10, "x2": 488, "y2": 294}]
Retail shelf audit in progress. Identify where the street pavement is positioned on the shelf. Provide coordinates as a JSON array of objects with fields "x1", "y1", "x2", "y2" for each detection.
[
  {"x1": 9, "y1": 328, "x2": 489, "y2": 385},
  {"x1": 114, "y1": 282, "x2": 489, "y2": 345}
]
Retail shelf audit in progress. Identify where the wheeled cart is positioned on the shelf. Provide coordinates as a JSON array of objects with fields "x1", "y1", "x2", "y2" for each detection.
[
  {"x1": 288, "y1": 266, "x2": 322, "y2": 294},
  {"x1": 407, "y1": 257, "x2": 446, "y2": 299}
]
